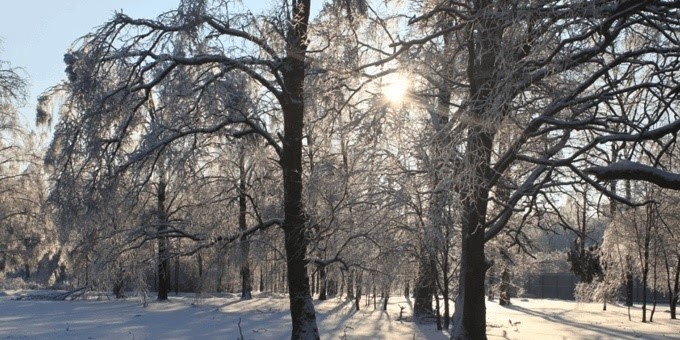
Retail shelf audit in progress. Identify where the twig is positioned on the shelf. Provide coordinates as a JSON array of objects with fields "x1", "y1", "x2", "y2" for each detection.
[{"x1": 237, "y1": 317, "x2": 245, "y2": 340}]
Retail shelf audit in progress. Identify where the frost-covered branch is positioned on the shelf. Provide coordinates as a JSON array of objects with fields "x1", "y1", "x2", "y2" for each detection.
[{"x1": 587, "y1": 160, "x2": 680, "y2": 191}]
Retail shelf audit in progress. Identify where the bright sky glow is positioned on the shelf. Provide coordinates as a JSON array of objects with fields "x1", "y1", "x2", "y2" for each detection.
[{"x1": 382, "y1": 73, "x2": 410, "y2": 105}]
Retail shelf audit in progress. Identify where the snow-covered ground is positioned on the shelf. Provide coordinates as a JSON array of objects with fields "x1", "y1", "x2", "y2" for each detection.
[{"x1": 0, "y1": 290, "x2": 677, "y2": 339}]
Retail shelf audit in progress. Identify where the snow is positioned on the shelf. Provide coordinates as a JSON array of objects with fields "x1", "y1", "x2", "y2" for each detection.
[
  {"x1": 486, "y1": 298, "x2": 679, "y2": 340},
  {"x1": 587, "y1": 160, "x2": 680, "y2": 191},
  {"x1": 0, "y1": 290, "x2": 677, "y2": 339}
]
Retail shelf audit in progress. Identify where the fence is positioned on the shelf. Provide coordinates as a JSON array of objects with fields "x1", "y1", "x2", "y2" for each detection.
[
  {"x1": 524, "y1": 273, "x2": 577, "y2": 300},
  {"x1": 522, "y1": 273, "x2": 672, "y2": 304}
]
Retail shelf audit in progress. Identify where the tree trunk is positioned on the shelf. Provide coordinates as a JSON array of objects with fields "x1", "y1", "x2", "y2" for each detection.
[
  {"x1": 450, "y1": 1, "x2": 501, "y2": 336},
  {"x1": 650, "y1": 236, "x2": 659, "y2": 322},
  {"x1": 311, "y1": 269, "x2": 316, "y2": 296},
  {"x1": 404, "y1": 281, "x2": 410, "y2": 299},
  {"x1": 642, "y1": 255, "x2": 649, "y2": 322},
  {"x1": 373, "y1": 284, "x2": 377, "y2": 310},
  {"x1": 174, "y1": 239, "x2": 180, "y2": 296},
  {"x1": 113, "y1": 264, "x2": 125, "y2": 298},
  {"x1": 157, "y1": 180, "x2": 170, "y2": 301},
  {"x1": 499, "y1": 267, "x2": 511, "y2": 306},
  {"x1": 383, "y1": 289, "x2": 389, "y2": 311},
  {"x1": 197, "y1": 252, "x2": 203, "y2": 279},
  {"x1": 279, "y1": 1, "x2": 317, "y2": 338},
  {"x1": 625, "y1": 266, "x2": 634, "y2": 307},
  {"x1": 318, "y1": 265, "x2": 327, "y2": 300},
  {"x1": 487, "y1": 266, "x2": 495, "y2": 302},
  {"x1": 241, "y1": 265, "x2": 252, "y2": 299},
  {"x1": 443, "y1": 232, "x2": 451, "y2": 329},
  {"x1": 641, "y1": 204, "x2": 653, "y2": 322},
  {"x1": 451, "y1": 126, "x2": 494, "y2": 340},
  {"x1": 355, "y1": 271, "x2": 362, "y2": 311},
  {"x1": 414, "y1": 253, "x2": 436, "y2": 317},
  {"x1": 650, "y1": 288, "x2": 657, "y2": 322},
  {"x1": 347, "y1": 270, "x2": 354, "y2": 299},
  {"x1": 435, "y1": 287, "x2": 442, "y2": 330},
  {"x1": 259, "y1": 266, "x2": 265, "y2": 293},
  {"x1": 671, "y1": 255, "x2": 679, "y2": 319},
  {"x1": 239, "y1": 145, "x2": 252, "y2": 300}
]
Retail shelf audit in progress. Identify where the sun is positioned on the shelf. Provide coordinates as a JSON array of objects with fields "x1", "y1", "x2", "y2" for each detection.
[{"x1": 382, "y1": 73, "x2": 410, "y2": 105}]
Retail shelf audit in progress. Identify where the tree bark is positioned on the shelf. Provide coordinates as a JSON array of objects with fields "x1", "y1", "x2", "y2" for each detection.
[
  {"x1": 414, "y1": 254, "x2": 436, "y2": 317},
  {"x1": 355, "y1": 271, "x2": 362, "y2": 311},
  {"x1": 641, "y1": 204, "x2": 654, "y2": 322},
  {"x1": 671, "y1": 255, "x2": 679, "y2": 319},
  {"x1": 174, "y1": 238, "x2": 180, "y2": 296},
  {"x1": 435, "y1": 287, "x2": 442, "y2": 330},
  {"x1": 239, "y1": 145, "x2": 252, "y2": 300},
  {"x1": 451, "y1": 125, "x2": 494, "y2": 339},
  {"x1": 259, "y1": 266, "x2": 265, "y2": 292},
  {"x1": 625, "y1": 264, "x2": 634, "y2": 307},
  {"x1": 347, "y1": 269, "x2": 354, "y2": 299},
  {"x1": 157, "y1": 180, "x2": 170, "y2": 301},
  {"x1": 499, "y1": 267, "x2": 511, "y2": 306},
  {"x1": 451, "y1": 0, "x2": 500, "y2": 337},
  {"x1": 318, "y1": 265, "x2": 327, "y2": 300},
  {"x1": 279, "y1": 1, "x2": 318, "y2": 338},
  {"x1": 383, "y1": 289, "x2": 389, "y2": 311}
]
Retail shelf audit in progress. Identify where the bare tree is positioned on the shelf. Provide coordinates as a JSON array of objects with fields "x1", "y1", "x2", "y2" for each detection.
[
  {"x1": 387, "y1": 1, "x2": 680, "y2": 338},
  {"x1": 41, "y1": 1, "x2": 320, "y2": 337}
]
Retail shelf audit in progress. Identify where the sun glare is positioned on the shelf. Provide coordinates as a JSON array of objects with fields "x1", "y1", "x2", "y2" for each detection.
[{"x1": 382, "y1": 74, "x2": 410, "y2": 105}]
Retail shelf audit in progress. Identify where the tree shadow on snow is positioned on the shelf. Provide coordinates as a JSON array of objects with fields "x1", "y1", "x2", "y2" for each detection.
[{"x1": 505, "y1": 304, "x2": 668, "y2": 340}]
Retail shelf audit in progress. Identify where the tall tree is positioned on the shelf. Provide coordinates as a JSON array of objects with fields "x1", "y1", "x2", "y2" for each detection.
[
  {"x1": 44, "y1": 1, "x2": 319, "y2": 337},
  {"x1": 394, "y1": 1, "x2": 680, "y2": 338}
]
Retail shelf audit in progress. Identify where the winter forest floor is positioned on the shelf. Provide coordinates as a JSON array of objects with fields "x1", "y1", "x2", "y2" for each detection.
[{"x1": 0, "y1": 290, "x2": 678, "y2": 339}]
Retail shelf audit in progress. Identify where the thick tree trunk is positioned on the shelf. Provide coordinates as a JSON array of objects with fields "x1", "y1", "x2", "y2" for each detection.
[
  {"x1": 383, "y1": 289, "x2": 389, "y2": 311},
  {"x1": 318, "y1": 265, "x2": 327, "y2": 300},
  {"x1": 450, "y1": 0, "x2": 501, "y2": 336},
  {"x1": 157, "y1": 229, "x2": 170, "y2": 300},
  {"x1": 499, "y1": 267, "x2": 511, "y2": 306},
  {"x1": 487, "y1": 266, "x2": 495, "y2": 302},
  {"x1": 279, "y1": 1, "x2": 317, "y2": 338},
  {"x1": 157, "y1": 181, "x2": 170, "y2": 301},
  {"x1": 414, "y1": 253, "x2": 436, "y2": 317},
  {"x1": 451, "y1": 127, "x2": 494, "y2": 340},
  {"x1": 113, "y1": 264, "x2": 125, "y2": 298}
]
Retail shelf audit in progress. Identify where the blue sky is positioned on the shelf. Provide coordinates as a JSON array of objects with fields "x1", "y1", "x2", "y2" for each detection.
[{"x1": 0, "y1": 1, "x2": 275, "y2": 126}]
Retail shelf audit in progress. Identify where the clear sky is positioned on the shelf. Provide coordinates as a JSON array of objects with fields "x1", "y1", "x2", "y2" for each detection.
[{"x1": 0, "y1": 0, "x2": 274, "y2": 126}]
